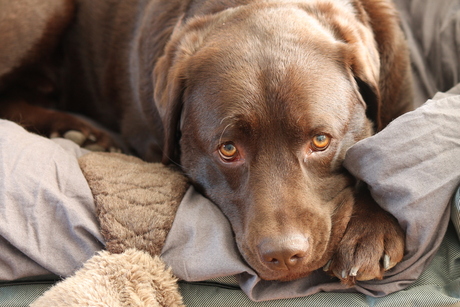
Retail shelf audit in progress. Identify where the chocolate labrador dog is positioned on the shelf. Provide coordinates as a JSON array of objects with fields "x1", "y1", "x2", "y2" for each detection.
[{"x1": 0, "y1": 0, "x2": 412, "y2": 284}]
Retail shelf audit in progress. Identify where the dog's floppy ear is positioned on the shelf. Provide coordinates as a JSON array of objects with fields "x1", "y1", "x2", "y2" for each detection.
[
  {"x1": 349, "y1": 43, "x2": 382, "y2": 131},
  {"x1": 340, "y1": 10, "x2": 383, "y2": 131},
  {"x1": 153, "y1": 26, "x2": 187, "y2": 165},
  {"x1": 352, "y1": 59, "x2": 382, "y2": 131},
  {"x1": 153, "y1": 15, "x2": 214, "y2": 164},
  {"x1": 153, "y1": 58, "x2": 184, "y2": 165}
]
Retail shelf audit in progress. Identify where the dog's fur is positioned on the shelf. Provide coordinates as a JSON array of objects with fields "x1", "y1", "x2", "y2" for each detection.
[{"x1": 0, "y1": 0, "x2": 412, "y2": 284}]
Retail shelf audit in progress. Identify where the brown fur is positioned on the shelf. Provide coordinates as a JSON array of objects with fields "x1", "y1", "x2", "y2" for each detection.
[{"x1": 0, "y1": 0, "x2": 412, "y2": 284}]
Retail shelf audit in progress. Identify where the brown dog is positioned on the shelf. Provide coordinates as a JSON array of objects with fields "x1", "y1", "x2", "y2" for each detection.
[{"x1": 0, "y1": 0, "x2": 412, "y2": 284}]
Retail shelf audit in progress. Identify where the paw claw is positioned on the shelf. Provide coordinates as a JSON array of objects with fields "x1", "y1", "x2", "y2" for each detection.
[
  {"x1": 349, "y1": 267, "x2": 359, "y2": 277},
  {"x1": 383, "y1": 254, "x2": 391, "y2": 270},
  {"x1": 323, "y1": 260, "x2": 332, "y2": 272},
  {"x1": 88, "y1": 134, "x2": 97, "y2": 142},
  {"x1": 63, "y1": 130, "x2": 86, "y2": 146}
]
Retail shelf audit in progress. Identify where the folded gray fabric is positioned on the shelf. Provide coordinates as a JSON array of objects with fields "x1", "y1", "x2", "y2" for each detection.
[
  {"x1": 161, "y1": 85, "x2": 460, "y2": 301},
  {"x1": 0, "y1": 120, "x2": 104, "y2": 280}
]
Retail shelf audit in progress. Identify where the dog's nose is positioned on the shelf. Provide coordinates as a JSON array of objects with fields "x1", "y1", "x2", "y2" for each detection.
[{"x1": 259, "y1": 236, "x2": 309, "y2": 270}]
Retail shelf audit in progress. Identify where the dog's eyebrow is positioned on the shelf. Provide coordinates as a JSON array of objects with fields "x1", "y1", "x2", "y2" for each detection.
[
  {"x1": 219, "y1": 115, "x2": 236, "y2": 126},
  {"x1": 218, "y1": 113, "x2": 251, "y2": 128},
  {"x1": 213, "y1": 114, "x2": 252, "y2": 143}
]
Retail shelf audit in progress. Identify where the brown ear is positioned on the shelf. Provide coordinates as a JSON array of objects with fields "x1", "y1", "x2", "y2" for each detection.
[
  {"x1": 153, "y1": 15, "x2": 214, "y2": 164},
  {"x1": 153, "y1": 15, "x2": 194, "y2": 165},
  {"x1": 347, "y1": 37, "x2": 382, "y2": 131},
  {"x1": 354, "y1": 75, "x2": 381, "y2": 131},
  {"x1": 335, "y1": 1, "x2": 383, "y2": 131},
  {"x1": 153, "y1": 55, "x2": 185, "y2": 165}
]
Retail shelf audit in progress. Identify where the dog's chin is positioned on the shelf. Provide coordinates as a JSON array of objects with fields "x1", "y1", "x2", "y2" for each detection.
[
  {"x1": 243, "y1": 254, "x2": 327, "y2": 281},
  {"x1": 259, "y1": 270, "x2": 315, "y2": 282}
]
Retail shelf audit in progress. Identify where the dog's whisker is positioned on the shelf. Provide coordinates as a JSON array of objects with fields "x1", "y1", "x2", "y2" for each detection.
[{"x1": 218, "y1": 123, "x2": 233, "y2": 145}]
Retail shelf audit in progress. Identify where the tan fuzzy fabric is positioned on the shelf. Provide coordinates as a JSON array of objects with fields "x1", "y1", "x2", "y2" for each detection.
[
  {"x1": 78, "y1": 152, "x2": 189, "y2": 256},
  {"x1": 31, "y1": 249, "x2": 184, "y2": 307}
]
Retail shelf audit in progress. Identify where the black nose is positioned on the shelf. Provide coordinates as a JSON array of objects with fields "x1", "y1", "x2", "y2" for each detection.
[{"x1": 258, "y1": 235, "x2": 309, "y2": 270}]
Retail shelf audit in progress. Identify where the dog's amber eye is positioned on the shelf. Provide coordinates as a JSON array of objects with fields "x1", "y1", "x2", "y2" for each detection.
[
  {"x1": 312, "y1": 134, "x2": 331, "y2": 151},
  {"x1": 218, "y1": 142, "x2": 238, "y2": 160}
]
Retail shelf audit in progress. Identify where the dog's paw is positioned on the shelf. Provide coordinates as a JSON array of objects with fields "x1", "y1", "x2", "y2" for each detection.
[
  {"x1": 51, "y1": 130, "x2": 121, "y2": 153},
  {"x1": 324, "y1": 190, "x2": 405, "y2": 286},
  {"x1": 46, "y1": 112, "x2": 121, "y2": 153}
]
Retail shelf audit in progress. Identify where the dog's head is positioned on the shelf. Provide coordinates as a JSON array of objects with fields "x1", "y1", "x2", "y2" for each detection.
[{"x1": 154, "y1": 2, "x2": 381, "y2": 281}]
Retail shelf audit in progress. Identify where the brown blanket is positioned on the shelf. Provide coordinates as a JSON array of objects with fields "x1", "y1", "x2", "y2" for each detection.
[
  {"x1": 32, "y1": 152, "x2": 189, "y2": 307},
  {"x1": 80, "y1": 153, "x2": 189, "y2": 256}
]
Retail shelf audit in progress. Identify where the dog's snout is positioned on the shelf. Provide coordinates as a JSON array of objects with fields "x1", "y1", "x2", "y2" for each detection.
[{"x1": 259, "y1": 236, "x2": 310, "y2": 270}]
